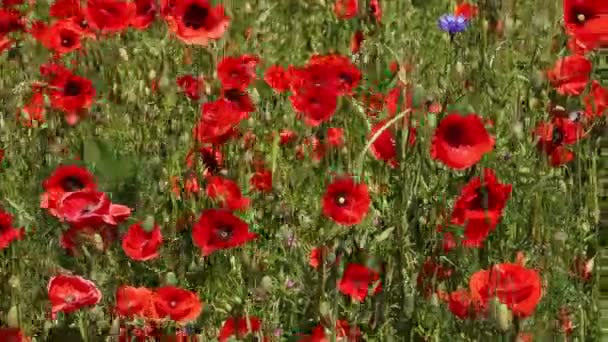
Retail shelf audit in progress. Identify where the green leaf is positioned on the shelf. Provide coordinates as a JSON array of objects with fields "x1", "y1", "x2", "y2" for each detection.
[
  {"x1": 83, "y1": 138, "x2": 103, "y2": 166},
  {"x1": 411, "y1": 84, "x2": 426, "y2": 109},
  {"x1": 375, "y1": 227, "x2": 395, "y2": 242}
]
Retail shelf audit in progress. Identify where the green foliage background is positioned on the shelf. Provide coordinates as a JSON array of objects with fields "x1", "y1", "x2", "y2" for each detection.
[{"x1": 0, "y1": 0, "x2": 599, "y2": 340}]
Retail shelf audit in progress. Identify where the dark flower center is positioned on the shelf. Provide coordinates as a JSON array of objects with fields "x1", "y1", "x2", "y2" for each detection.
[
  {"x1": 443, "y1": 122, "x2": 475, "y2": 147},
  {"x1": 339, "y1": 72, "x2": 353, "y2": 84},
  {"x1": 569, "y1": 7, "x2": 593, "y2": 25},
  {"x1": 552, "y1": 127, "x2": 563, "y2": 145},
  {"x1": 334, "y1": 192, "x2": 348, "y2": 207},
  {"x1": 216, "y1": 226, "x2": 233, "y2": 241},
  {"x1": 224, "y1": 88, "x2": 244, "y2": 102},
  {"x1": 137, "y1": 1, "x2": 154, "y2": 15},
  {"x1": 64, "y1": 80, "x2": 82, "y2": 96},
  {"x1": 61, "y1": 176, "x2": 85, "y2": 191},
  {"x1": 183, "y1": 3, "x2": 209, "y2": 29},
  {"x1": 473, "y1": 186, "x2": 490, "y2": 210},
  {"x1": 60, "y1": 31, "x2": 76, "y2": 47}
]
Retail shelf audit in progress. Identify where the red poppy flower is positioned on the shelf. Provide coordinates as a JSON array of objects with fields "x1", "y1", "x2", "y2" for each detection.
[
  {"x1": 185, "y1": 146, "x2": 223, "y2": 177},
  {"x1": 570, "y1": 256, "x2": 593, "y2": 282},
  {"x1": 279, "y1": 129, "x2": 297, "y2": 145},
  {"x1": 430, "y1": 113, "x2": 495, "y2": 170},
  {"x1": 334, "y1": 0, "x2": 358, "y2": 19},
  {"x1": 115, "y1": 285, "x2": 156, "y2": 318},
  {"x1": 192, "y1": 209, "x2": 257, "y2": 256},
  {"x1": 287, "y1": 64, "x2": 339, "y2": 94},
  {"x1": 369, "y1": 0, "x2": 381, "y2": 22},
  {"x1": 338, "y1": 263, "x2": 381, "y2": 302},
  {"x1": 250, "y1": 169, "x2": 272, "y2": 193},
  {"x1": 48, "y1": 274, "x2": 102, "y2": 318},
  {"x1": 205, "y1": 176, "x2": 250, "y2": 211},
  {"x1": 290, "y1": 85, "x2": 338, "y2": 127},
  {"x1": 546, "y1": 55, "x2": 591, "y2": 96},
  {"x1": 0, "y1": 208, "x2": 24, "y2": 250},
  {"x1": 85, "y1": 0, "x2": 135, "y2": 33},
  {"x1": 176, "y1": 74, "x2": 203, "y2": 100},
  {"x1": 192, "y1": 98, "x2": 247, "y2": 145},
  {"x1": 469, "y1": 263, "x2": 543, "y2": 318},
  {"x1": 131, "y1": 0, "x2": 157, "y2": 30},
  {"x1": 40, "y1": 164, "x2": 97, "y2": 216},
  {"x1": 30, "y1": 19, "x2": 93, "y2": 55},
  {"x1": 416, "y1": 258, "x2": 454, "y2": 297},
  {"x1": 308, "y1": 54, "x2": 361, "y2": 96},
  {"x1": 450, "y1": 168, "x2": 512, "y2": 248},
  {"x1": 55, "y1": 190, "x2": 131, "y2": 228},
  {"x1": 534, "y1": 116, "x2": 585, "y2": 166},
  {"x1": 368, "y1": 119, "x2": 416, "y2": 168},
  {"x1": 350, "y1": 30, "x2": 364, "y2": 54},
  {"x1": 567, "y1": 36, "x2": 594, "y2": 55},
  {"x1": 299, "y1": 320, "x2": 361, "y2": 342},
  {"x1": 164, "y1": 0, "x2": 229, "y2": 46},
  {"x1": 217, "y1": 54, "x2": 259, "y2": 91},
  {"x1": 221, "y1": 88, "x2": 256, "y2": 113},
  {"x1": 584, "y1": 80, "x2": 608, "y2": 118},
  {"x1": 18, "y1": 86, "x2": 46, "y2": 127},
  {"x1": 153, "y1": 286, "x2": 202, "y2": 323},
  {"x1": 326, "y1": 127, "x2": 344, "y2": 148},
  {"x1": 454, "y1": 2, "x2": 478, "y2": 20},
  {"x1": 218, "y1": 316, "x2": 264, "y2": 342},
  {"x1": 0, "y1": 35, "x2": 13, "y2": 54},
  {"x1": 309, "y1": 247, "x2": 324, "y2": 269},
  {"x1": 122, "y1": 222, "x2": 163, "y2": 261},
  {"x1": 0, "y1": 328, "x2": 30, "y2": 342},
  {"x1": 50, "y1": 0, "x2": 83, "y2": 19},
  {"x1": 41, "y1": 63, "x2": 96, "y2": 125},
  {"x1": 447, "y1": 289, "x2": 474, "y2": 319},
  {"x1": 264, "y1": 65, "x2": 290, "y2": 92},
  {"x1": 563, "y1": 0, "x2": 608, "y2": 50},
  {"x1": 322, "y1": 176, "x2": 370, "y2": 226},
  {"x1": 0, "y1": 9, "x2": 25, "y2": 36}
]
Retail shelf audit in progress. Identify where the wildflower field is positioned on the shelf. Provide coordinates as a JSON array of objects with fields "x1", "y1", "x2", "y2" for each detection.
[{"x1": 0, "y1": 0, "x2": 603, "y2": 340}]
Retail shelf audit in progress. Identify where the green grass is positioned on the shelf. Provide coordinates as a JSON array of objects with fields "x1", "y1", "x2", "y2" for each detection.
[{"x1": 0, "y1": 0, "x2": 600, "y2": 340}]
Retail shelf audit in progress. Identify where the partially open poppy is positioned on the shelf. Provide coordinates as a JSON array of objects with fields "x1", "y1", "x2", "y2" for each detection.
[{"x1": 47, "y1": 274, "x2": 102, "y2": 318}]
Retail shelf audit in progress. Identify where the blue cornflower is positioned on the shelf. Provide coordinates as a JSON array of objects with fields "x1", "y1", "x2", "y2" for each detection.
[{"x1": 438, "y1": 14, "x2": 468, "y2": 35}]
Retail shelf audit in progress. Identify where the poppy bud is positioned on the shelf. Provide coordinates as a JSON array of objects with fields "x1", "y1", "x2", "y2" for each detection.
[
  {"x1": 142, "y1": 215, "x2": 155, "y2": 232},
  {"x1": 405, "y1": 293, "x2": 415, "y2": 318},
  {"x1": 109, "y1": 317, "x2": 121, "y2": 336},
  {"x1": 7, "y1": 305, "x2": 19, "y2": 328},
  {"x1": 429, "y1": 293, "x2": 440, "y2": 307},
  {"x1": 8, "y1": 275, "x2": 20, "y2": 290},
  {"x1": 489, "y1": 297, "x2": 513, "y2": 331},
  {"x1": 455, "y1": 61, "x2": 464, "y2": 76},
  {"x1": 319, "y1": 301, "x2": 331, "y2": 321},
  {"x1": 165, "y1": 272, "x2": 178, "y2": 286},
  {"x1": 261, "y1": 276, "x2": 274, "y2": 292}
]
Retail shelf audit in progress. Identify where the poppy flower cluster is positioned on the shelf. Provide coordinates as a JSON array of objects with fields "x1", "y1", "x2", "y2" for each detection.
[
  {"x1": 444, "y1": 256, "x2": 543, "y2": 320},
  {"x1": 40, "y1": 164, "x2": 131, "y2": 253},
  {"x1": 115, "y1": 285, "x2": 202, "y2": 324},
  {"x1": 0, "y1": 0, "x2": 596, "y2": 339},
  {"x1": 286, "y1": 54, "x2": 361, "y2": 127}
]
